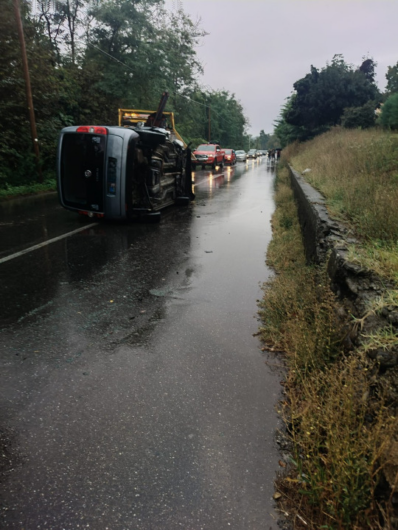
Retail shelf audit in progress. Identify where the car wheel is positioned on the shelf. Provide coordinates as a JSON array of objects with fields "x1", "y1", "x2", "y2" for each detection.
[
  {"x1": 175, "y1": 196, "x2": 190, "y2": 206},
  {"x1": 212, "y1": 160, "x2": 216, "y2": 170},
  {"x1": 220, "y1": 158, "x2": 224, "y2": 168},
  {"x1": 201, "y1": 165, "x2": 205, "y2": 170}
]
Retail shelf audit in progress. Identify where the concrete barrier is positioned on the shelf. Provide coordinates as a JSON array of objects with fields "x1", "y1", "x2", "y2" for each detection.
[{"x1": 288, "y1": 166, "x2": 338, "y2": 265}]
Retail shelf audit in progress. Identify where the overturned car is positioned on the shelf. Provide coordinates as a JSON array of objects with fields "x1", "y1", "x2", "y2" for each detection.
[{"x1": 57, "y1": 94, "x2": 194, "y2": 221}]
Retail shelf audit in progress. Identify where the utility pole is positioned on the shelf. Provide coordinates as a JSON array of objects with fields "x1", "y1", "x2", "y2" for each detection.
[
  {"x1": 208, "y1": 106, "x2": 211, "y2": 142},
  {"x1": 13, "y1": 0, "x2": 42, "y2": 181}
]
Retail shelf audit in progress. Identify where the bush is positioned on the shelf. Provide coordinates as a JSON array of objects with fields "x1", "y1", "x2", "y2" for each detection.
[
  {"x1": 379, "y1": 93, "x2": 398, "y2": 130},
  {"x1": 341, "y1": 100, "x2": 377, "y2": 129}
]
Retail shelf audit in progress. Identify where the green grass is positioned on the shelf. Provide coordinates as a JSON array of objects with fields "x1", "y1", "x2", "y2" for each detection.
[
  {"x1": 0, "y1": 179, "x2": 57, "y2": 200},
  {"x1": 284, "y1": 127, "x2": 398, "y2": 283}
]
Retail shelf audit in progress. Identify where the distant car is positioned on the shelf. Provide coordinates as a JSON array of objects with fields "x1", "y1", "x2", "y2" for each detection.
[
  {"x1": 224, "y1": 149, "x2": 236, "y2": 165},
  {"x1": 247, "y1": 149, "x2": 257, "y2": 159},
  {"x1": 256, "y1": 150, "x2": 263, "y2": 157},
  {"x1": 235, "y1": 150, "x2": 247, "y2": 162}
]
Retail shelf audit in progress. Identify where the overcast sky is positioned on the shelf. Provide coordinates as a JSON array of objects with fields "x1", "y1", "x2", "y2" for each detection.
[{"x1": 176, "y1": 0, "x2": 398, "y2": 136}]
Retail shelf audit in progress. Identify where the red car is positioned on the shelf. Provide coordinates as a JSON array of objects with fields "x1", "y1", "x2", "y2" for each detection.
[
  {"x1": 193, "y1": 143, "x2": 225, "y2": 170},
  {"x1": 224, "y1": 149, "x2": 236, "y2": 165}
]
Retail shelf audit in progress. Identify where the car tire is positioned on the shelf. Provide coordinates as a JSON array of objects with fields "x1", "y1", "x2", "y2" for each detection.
[
  {"x1": 201, "y1": 165, "x2": 205, "y2": 170},
  {"x1": 175, "y1": 196, "x2": 190, "y2": 206},
  {"x1": 212, "y1": 160, "x2": 216, "y2": 170}
]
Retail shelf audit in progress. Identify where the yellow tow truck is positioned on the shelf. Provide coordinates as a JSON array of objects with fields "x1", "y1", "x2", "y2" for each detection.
[{"x1": 118, "y1": 108, "x2": 187, "y2": 147}]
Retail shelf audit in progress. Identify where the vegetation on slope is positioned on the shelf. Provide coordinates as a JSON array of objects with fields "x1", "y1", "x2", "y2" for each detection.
[
  {"x1": 260, "y1": 164, "x2": 397, "y2": 529},
  {"x1": 285, "y1": 127, "x2": 398, "y2": 283}
]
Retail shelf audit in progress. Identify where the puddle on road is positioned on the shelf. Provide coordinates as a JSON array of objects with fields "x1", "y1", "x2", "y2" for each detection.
[
  {"x1": 149, "y1": 288, "x2": 173, "y2": 297},
  {"x1": 0, "y1": 160, "x2": 281, "y2": 530}
]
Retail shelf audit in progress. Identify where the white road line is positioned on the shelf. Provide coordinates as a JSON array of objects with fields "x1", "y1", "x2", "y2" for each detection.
[{"x1": 0, "y1": 223, "x2": 98, "y2": 264}]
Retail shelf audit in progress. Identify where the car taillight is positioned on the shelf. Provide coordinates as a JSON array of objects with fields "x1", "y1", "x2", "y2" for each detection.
[
  {"x1": 76, "y1": 126, "x2": 108, "y2": 135},
  {"x1": 78, "y1": 210, "x2": 104, "y2": 218}
]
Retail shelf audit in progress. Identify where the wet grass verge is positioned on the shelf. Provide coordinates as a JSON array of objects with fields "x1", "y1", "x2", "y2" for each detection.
[
  {"x1": 0, "y1": 179, "x2": 56, "y2": 200},
  {"x1": 259, "y1": 165, "x2": 397, "y2": 529}
]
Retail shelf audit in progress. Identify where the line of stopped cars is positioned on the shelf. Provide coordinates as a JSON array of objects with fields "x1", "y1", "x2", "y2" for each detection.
[{"x1": 192, "y1": 143, "x2": 268, "y2": 170}]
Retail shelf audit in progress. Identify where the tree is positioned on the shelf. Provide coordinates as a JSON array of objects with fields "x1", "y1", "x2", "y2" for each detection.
[
  {"x1": 359, "y1": 57, "x2": 376, "y2": 83},
  {"x1": 284, "y1": 55, "x2": 380, "y2": 140},
  {"x1": 386, "y1": 61, "x2": 398, "y2": 95},
  {"x1": 85, "y1": 0, "x2": 163, "y2": 106},
  {"x1": 265, "y1": 134, "x2": 281, "y2": 149},
  {"x1": 0, "y1": 0, "x2": 62, "y2": 185},
  {"x1": 203, "y1": 90, "x2": 248, "y2": 149},
  {"x1": 379, "y1": 93, "x2": 398, "y2": 129},
  {"x1": 274, "y1": 96, "x2": 308, "y2": 147},
  {"x1": 1, "y1": 0, "x2": 249, "y2": 186},
  {"x1": 258, "y1": 130, "x2": 270, "y2": 149},
  {"x1": 36, "y1": 0, "x2": 91, "y2": 64},
  {"x1": 82, "y1": 0, "x2": 206, "y2": 111},
  {"x1": 175, "y1": 89, "x2": 248, "y2": 149},
  {"x1": 340, "y1": 100, "x2": 377, "y2": 129},
  {"x1": 247, "y1": 130, "x2": 280, "y2": 150},
  {"x1": 156, "y1": 5, "x2": 206, "y2": 97}
]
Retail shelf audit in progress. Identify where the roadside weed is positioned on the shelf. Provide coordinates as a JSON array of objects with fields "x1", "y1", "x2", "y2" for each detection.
[
  {"x1": 261, "y1": 165, "x2": 397, "y2": 529},
  {"x1": 346, "y1": 241, "x2": 398, "y2": 284}
]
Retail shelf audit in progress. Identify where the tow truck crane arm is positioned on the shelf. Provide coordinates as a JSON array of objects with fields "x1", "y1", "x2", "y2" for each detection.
[{"x1": 145, "y1": 92, "x2": 169, "y2": 128}]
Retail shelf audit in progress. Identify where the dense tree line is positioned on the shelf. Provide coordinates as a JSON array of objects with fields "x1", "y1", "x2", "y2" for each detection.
[
  {"x1": 248, "y1": 130, "x2": 280, "y2": 151},
  {"x1": 274, "y1": 54, "x2": 398, "y2": 147},
  {"x1": 0, "y1": 0, "x2": 249, "y2": 187}
]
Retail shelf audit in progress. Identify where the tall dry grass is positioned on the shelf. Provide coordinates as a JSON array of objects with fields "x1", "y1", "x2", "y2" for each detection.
[
  {"x1": 284, "y1": 128, "x2": 398, "y2": 243},
  {"x1": 260, "y1": 166, "x2": 397, "y2": 529}
]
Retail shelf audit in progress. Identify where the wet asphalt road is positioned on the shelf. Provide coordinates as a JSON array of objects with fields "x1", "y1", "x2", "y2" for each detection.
[{"x1": 0, "y1": 159, "x2": 282, "y2": 529}]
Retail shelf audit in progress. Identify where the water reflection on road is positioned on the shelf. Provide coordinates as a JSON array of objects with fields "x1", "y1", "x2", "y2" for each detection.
[{"x1": 0, "y1": 157, "x2": 282, "y2": 529}]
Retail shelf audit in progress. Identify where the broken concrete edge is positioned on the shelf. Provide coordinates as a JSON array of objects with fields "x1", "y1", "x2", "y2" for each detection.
[{"x1": 288, "y1": 164, "x2": 398, "y2": 370}]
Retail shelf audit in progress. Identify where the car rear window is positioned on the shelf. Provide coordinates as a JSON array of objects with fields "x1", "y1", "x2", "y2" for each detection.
[{"x1": 60, "y1": 133, "x2": 105, "y2": 209}]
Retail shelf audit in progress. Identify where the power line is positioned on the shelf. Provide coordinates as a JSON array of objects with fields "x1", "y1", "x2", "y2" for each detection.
[{"x1": 80, "y1": 40, "x2": 136, "y2": 73}]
